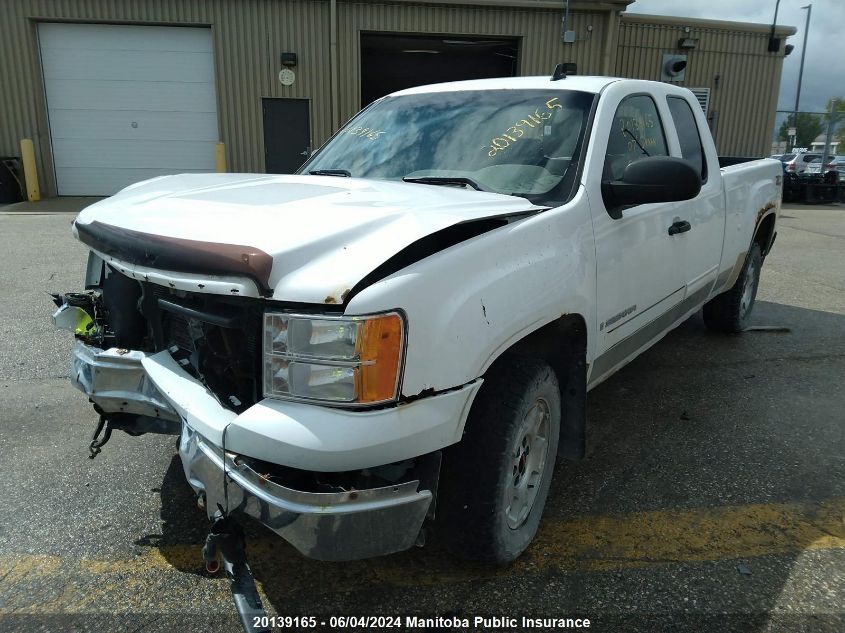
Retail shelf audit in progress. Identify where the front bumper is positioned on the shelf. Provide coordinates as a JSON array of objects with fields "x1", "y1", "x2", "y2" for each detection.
[
  {"x1": 70, "y1": 340, "x2": 480, "y2": 472},
  {"x1": 179, "y1": 423, "x2": 433, "y2": 560},
  {"x1": 71, "y1": 342, "x2": 179, "y2": 422},
  {"x1": 68, "y1": 340, "x2": 477, "y2": 559}
]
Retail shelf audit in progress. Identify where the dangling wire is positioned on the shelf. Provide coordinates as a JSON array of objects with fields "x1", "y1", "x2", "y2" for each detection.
[{"x1": 89, "y1": 415, "x2": 112, "y2": 459}]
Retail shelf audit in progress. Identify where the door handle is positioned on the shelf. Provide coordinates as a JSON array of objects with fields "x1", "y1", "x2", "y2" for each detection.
[
  {"x1": 300, "y1": 148, "x2": 310, "y2": 157},
  {"x1": 668, "y1": 220, "x2": 691, "y2": 236}
]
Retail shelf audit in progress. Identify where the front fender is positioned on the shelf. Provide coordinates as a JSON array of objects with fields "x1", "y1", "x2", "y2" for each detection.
[{"x1": 346, "y1": 188, "x2": 597, "y2": 397}]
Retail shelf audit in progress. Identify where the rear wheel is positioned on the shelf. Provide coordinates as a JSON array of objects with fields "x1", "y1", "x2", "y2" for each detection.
[
  {"x1": 436, "y1": 356, "x2": 560, "y2": 564},
  {"x1": 703, "y1": 242, "x2": 762, "y2": 333}
]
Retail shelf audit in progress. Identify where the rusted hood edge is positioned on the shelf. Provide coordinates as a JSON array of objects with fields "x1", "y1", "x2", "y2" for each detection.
[{"x1": 74, "y1": 220, "x2": 276, "y2": 297}]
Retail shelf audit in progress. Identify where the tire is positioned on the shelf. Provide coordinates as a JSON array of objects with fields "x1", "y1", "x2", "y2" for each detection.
[
  {"x1": 703, "y1": 242, "x2": 762, "y2": 333},
  {"x1": 436, "y1": 356, "x2": 561, "y2": 564}
]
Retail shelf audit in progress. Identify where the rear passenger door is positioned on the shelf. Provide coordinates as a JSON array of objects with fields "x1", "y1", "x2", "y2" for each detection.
[{"x1": 665, "y1": 95, "x2": 724, "y2": 297}]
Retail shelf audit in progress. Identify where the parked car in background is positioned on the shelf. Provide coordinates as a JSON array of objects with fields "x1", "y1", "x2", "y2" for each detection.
[
  {"x1": 784, "y1": 152, "x2": 835, "y2": 175},
  {"x1": 804, "y1": 156, "x2": 845, "y2": 181},
  {"x1": 769, "y1": 153, "x2": 794, "y2": 173},
  {"x1": 770, "y1": 153, "x2": 795, "y2": 162}
]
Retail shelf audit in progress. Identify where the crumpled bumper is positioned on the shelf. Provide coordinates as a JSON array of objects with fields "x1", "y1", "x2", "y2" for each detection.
[
  {"x1": 68, "y1": 340, "x2": 443, "y2": 560},
  {"x1": 70, "y1": 341, "x2": 179, "y2": 421},
  {"x1": 179, "y1": 422, "x2": 433, "y2": 561}
]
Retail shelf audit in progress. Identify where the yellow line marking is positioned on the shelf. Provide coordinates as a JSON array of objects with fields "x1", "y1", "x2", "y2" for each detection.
[
  {"x1": 1, "y1": 554, "x2": 62, "y2": 586},
  {"x1": 1, "y1": 497, "x2": 843, "y2": 613},
  {"x1": 528, "y1": 497, "x2": 845, "y2": 571}
]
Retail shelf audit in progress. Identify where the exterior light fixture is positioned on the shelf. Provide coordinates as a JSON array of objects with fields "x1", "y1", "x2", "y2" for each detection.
[{"x1": 279, "y1": 53, "x2": 297, "y2": 86}]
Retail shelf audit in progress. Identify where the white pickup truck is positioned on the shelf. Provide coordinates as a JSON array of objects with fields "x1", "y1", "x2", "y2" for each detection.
[{"x1": 54, "y1": 75, "x2": 781, "y2": 568}]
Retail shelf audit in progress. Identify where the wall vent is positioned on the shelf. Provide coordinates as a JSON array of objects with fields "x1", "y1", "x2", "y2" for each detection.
[{"x1": 688, "y1": 87, "x2": 711, "y2": 114}]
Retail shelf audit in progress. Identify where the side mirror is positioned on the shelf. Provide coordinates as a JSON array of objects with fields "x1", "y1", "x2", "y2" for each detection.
[{"x1": 601, "y1": 156, "x2": 702, "y2": 219}]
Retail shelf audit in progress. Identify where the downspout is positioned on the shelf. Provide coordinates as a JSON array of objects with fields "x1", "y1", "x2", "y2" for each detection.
[
  {"x1": 601, "y1": 9, "x2": 619, "y2": 76},
  {"x1": 563, "y1": 0, "x2": 570, "y2": 34},
  {"x1": 330, "y1": 0, "x2": 339, "y2": 133}
]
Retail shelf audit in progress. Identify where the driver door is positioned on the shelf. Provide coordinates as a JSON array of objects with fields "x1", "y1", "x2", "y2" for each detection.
[{"x1": 587, "y1": 90, "x2": 687, "y2": 381}]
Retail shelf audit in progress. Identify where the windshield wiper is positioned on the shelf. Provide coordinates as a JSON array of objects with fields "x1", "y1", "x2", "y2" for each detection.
[
  {"x1": 402, "y1": 176, "x2": 487, "y2": 191},
  {"x1": 622, "y1": 128, "x2": 650, "y2": 157},
  {"x1": 309, "y1": 169, "x2": 351, "y2": 177}
]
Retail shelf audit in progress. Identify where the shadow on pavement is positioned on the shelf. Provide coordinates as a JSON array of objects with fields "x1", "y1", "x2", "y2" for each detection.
[{"x1": 148, "y1": 300, "x2": 845, "y2": 630}]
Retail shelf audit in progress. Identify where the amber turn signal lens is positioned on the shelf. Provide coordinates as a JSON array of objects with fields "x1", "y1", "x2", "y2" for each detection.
[{"x1": 357, "y1": 313, "x2": 404, "y2": 403}]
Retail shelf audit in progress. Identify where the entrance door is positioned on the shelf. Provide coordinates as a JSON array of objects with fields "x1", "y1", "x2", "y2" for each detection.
[{"x1": 263, "y1": 99, "x2": 310, "y2": 173}]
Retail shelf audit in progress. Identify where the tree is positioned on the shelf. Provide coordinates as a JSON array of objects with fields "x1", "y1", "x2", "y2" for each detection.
[
  {"x1": 825, "y1": 97, "x2": 845, "y2": 115},
  {"x1": 826, "y1": 97, "x2": 845, "y2": 150},
  {"x1": 778, "y1": 112, "x2": 823, "y2": 150}
]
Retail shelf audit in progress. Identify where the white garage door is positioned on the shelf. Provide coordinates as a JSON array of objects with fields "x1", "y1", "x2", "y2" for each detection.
[{"x1": 38, "y1": 23, "x2": 219, "y2": 196}]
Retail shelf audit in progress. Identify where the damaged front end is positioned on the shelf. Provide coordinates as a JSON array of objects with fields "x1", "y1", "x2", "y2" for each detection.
[
  {"x1": 52, "y1": 259, "x2": 186, "y2": 454},
  {"x1": 52, "y1": 253, "x2": 440, "y2": 562},
  {"x1": 52, "y1": 249, "x2": 266, "y2": 452},
  {"x1": 53, "y1": 289, "x2": 182, "y2": 456}
]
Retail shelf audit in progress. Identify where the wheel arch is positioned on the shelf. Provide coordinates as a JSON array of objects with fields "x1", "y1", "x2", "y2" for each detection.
[
  {"x1": 754, "y1": 212, "x2": 777, "y2": 257},
  {"x1": 481, "y1": 313, "x2": 588, "y2": 460}
]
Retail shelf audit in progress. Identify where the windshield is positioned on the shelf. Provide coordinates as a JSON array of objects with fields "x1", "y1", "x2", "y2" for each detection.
[{"x1": 301, "y1": 89, "x2": 596, "y2": 205}]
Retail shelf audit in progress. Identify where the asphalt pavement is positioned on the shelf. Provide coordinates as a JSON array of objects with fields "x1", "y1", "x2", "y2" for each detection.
[{"x1": 0, "y1": 203, "x2": 843, "y2": 632}]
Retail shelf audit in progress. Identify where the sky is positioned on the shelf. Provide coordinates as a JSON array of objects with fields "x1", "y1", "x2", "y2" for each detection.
[{"x1": 627, "y1": 0, "x2": 845, "y2": 136}]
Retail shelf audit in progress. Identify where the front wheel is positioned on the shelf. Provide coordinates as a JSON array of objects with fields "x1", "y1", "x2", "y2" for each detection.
[
  {"x1": 436, "y1": 357, "x2": 561, "y2": 564},
  {"x1": 703, "y1": 242, "x2": 763, "y2": 333}
]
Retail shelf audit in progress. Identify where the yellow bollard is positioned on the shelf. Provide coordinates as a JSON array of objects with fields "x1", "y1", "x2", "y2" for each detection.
[
  {"x1": 20, "y1": 138, "x2": 40, "y2": 202},
  {"x1": 214, "y1": 142, "x2": 227, "y2": 173}
]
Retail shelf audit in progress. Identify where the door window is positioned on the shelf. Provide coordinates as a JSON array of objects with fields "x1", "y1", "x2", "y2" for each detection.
[
  {"x1": 667, "y1": 96, "x2": 707, "y2": 181},
  {"x1": 604, "y1": 95, "x2": 668, "y2": 182}
]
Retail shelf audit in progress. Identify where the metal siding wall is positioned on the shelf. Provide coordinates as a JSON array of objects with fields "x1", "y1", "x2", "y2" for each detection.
[
  {"x1": 336, "y1": 1, "x2": 609, "y2": 126},
  {"x1": 1, "y1": 0, "x2": 613, "y2": 195},
  {"x1": 0, "y1": 0, "x2": 331, "y2": 195},
  {"x1": 5, "y1": 1, "x2": 787, "y2": 193},
  {"x1": 616, "y1": 18, "x2": 786, "y2": 156}
]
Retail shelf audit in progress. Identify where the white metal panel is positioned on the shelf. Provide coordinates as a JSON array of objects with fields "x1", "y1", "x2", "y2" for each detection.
[{"x1": 38, "y1": 23, "x2": 218, "y2": 196}]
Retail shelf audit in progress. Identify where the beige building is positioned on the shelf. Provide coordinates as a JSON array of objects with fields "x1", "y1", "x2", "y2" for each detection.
[
  {"x1": 810, "y1": 135, "x2": 839, "y2": 154},
  {"x1": 0, "y1": 0, "x2": 796, "y2": 197}
]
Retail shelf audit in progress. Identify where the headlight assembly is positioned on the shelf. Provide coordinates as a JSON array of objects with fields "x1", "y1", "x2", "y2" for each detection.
[{"x1": 263, "y1": 311, "x2": 405, "y2": 406}]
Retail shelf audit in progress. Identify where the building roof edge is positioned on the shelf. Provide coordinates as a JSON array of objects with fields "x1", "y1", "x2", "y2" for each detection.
[{"x1": 621, "y1": 12, "x2": 797, "y2": 37}]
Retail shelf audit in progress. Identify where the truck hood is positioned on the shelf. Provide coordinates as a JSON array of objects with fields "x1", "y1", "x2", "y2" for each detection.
[{"x1": 74, "y1": 173, "x2": 542, "y2": 304}]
